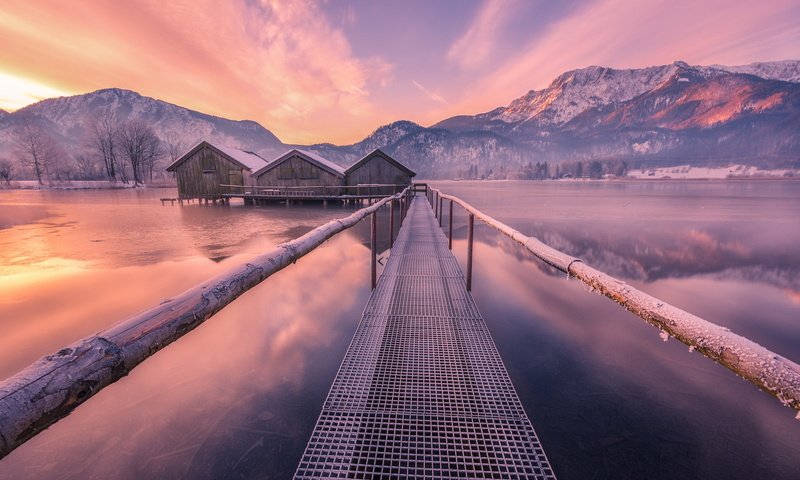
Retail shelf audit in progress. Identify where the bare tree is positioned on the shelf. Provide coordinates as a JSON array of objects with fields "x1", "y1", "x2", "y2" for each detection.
[
  {"x1": 117, "y1": 119, "x2": 162, "y2": 185},
  {"x1": 73, "y1": 153, "x2": 102, "y2": 180},
  {"x1": 0, "y1": 158, "x2": 13, "y2": 185},
  {"x1": 89, "y1": 109, "x2": 122, "y2": 182},
  {"x1": 14, "y1": 121, "x2": 61, "y2": 185},
  {"x1": 163, "y1": 131, "x2": 184, "y2": 163}
]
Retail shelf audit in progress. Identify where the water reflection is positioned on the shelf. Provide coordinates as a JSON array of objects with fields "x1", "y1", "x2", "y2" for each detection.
[
  {"x1": 436, "y1": 180, "x2": 800, "y2": 480},
  {"x1": 1, "y1": 233, "x2": 371, "y2": 479},
  {"x1": 2, "y1": 183, "x2": 798, "y2": 479}
]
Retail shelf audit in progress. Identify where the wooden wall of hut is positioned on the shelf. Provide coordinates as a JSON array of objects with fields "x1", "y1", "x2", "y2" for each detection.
[
  {"x1": 174, "y1": 147, "x2": 248, "y2": 199},
  {"x1": 256, "y1": 156, "x2": 343, "y2": 195},
  {"x1": 346, "y1": 156, "x2": 412, "y2": 195}
]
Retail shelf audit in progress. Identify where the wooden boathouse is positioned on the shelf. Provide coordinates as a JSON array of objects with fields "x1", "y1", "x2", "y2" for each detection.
[
  {"x1": 167, "y1": 142, "x2": 415, "y2": 204},
  {"x1": 253, "y1": 149, "x2": 345, "y2": 196},
  {"x1": 165, "y1": 141, "x2": 268, "y2": 201},
  {"x1": 345, "y1": 148, "x2": 416, "y2": 195}
]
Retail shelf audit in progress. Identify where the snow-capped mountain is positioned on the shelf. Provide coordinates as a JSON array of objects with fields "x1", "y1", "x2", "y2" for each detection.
[
  {"x1": 714, "y1": 60, "x2": 800, "y2": 83},
  {"x1": 0, "y1": 88, "x2": 285, "y2": 161},
  {"x1": 1, "y1": 60, "x2": 798, "y2": 179}
]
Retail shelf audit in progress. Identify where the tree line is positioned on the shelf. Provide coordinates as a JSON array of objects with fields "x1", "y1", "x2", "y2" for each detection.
[
  {"x1": 457, "y1": 159, "x2": 630, "y2": 180},
  {"x1": 0, "y1": 109, "x2": 184, "y2": 186}
]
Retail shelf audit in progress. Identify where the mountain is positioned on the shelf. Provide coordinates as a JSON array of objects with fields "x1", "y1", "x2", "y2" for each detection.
[
  {"x1": 0, "y1": 88, "x2": 285, "y2": 163},
  {"x1": 715, "y1": 60, "x2": 800, "y2": 83},
  {"x1": 417, "y1": 60, "x2": 800, "y2": 175},
  {"x1": 1, "y1": 60, "x2": 798, "y2": 180}
]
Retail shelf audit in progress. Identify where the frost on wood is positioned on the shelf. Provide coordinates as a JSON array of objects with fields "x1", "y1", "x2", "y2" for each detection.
[
  {"x1": 0, "y1": 187, "x2": 411, "y2": 459},
  {"x1": 432, "y1": 186, "x2": 800, "y2": 416}
]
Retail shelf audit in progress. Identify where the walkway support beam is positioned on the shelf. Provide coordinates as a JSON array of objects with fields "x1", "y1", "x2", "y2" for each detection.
[
  {"x1": 466, "y1": 213, "x2": 474, "y2": 292},
  {"x1": 448, "y1": 200, "x2": 453, "y2": 250},
  {"x1": 0, "y1": 187, "x2": 410, "y2": 460},
  {"x1": 428, "y1": 186, "x2": 800, "y2": 415},
  {"x1": 371, "y1": 211, "x2": 377, "y2": 290}
]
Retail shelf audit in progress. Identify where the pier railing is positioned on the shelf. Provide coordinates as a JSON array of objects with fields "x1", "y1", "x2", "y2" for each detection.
[
  {"x1": 424, "y1": 184, "x2": 800, "y2": 416},
  {"x1": 0, "y1": 187, "x2": 413, "y2": 459},
  {"x1": 219, "y1": 183, "x2": 408, "y2": 197}
]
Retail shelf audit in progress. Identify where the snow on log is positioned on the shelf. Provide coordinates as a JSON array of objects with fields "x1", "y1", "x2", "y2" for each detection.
[
  {"x1": 433, "y1": 187, "x2": 800, "y2": 414},
  {"x1": 0, "y1": 188, "x2": 410, "y2": 459}
]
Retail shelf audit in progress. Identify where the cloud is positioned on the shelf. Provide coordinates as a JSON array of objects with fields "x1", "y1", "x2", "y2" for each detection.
[
  {"x1": 450, "y1": 0, "x2": 800, "y2": 114},
  {"x1": 411, "y1": 80, "x2": 447, "y2": 104},
  {"x1": 0, "y1": 0, "x2": 393, "y2": 143},
  {"x1": 447, "y1": 0, "x2": 518, "y2": 69}
]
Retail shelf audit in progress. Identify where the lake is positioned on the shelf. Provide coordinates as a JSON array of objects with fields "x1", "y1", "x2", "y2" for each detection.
[{"x1": 1, "y1": 180, "x2": 798, "y2": 479}]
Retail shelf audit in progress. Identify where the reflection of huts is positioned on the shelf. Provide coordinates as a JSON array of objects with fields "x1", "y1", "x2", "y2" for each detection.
[
  {"x1": 166, "y1": 141, "x2": 268, "y2": 200},
  {"x1": 252, "y1": 149, "x2": 345, "y2": 195},
  {"x1": 345, "y1": 149, "x2": 416, "y2": 195}
]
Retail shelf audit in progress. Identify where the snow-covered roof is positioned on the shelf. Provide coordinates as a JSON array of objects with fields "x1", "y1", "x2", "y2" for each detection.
[
  {"x1": 165, "y1": 141, "x2": 269, "y2": 172},
  {"x1": 254, "y1": 149, "x2": 346, "y2": 178},
  {"x1": 211, "y1": 143, "x2": 269, "y2": 171}
]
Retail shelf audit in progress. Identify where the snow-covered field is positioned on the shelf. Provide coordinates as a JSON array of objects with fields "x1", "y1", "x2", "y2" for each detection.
[{"x1": 627, "y1": 164, "x2": 798, "y2": 179}]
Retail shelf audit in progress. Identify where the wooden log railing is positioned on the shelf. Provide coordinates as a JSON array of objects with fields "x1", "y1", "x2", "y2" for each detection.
[
  {"x1": 0, "y1": 187, "x2": 413, "y2": 459},
  {"x1": 425, "y1": 184, "x2": 800, "y2": 416}
]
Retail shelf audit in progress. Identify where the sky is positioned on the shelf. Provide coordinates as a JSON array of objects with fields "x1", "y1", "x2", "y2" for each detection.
[{"x1": 1, "y1": 0, "x2": 799, "y2": 144}]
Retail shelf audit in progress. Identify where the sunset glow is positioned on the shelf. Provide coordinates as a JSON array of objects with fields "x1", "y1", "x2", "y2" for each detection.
[{"x1": 1, "y1": 0, "x2": 799, "y2": 143}]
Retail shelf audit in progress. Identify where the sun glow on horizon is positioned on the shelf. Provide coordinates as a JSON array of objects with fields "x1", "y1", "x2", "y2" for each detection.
[{"x1": 0, "y1": 72, "x2": 72, "y2": 111}]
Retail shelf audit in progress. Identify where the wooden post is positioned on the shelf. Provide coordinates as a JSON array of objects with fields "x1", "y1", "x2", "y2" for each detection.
[
  {"x1": 389, "y1": 200, "x2": 395, "y2": 249},
  {"x1": 438, "y1": 197, "x2": 443, "y2": 228},
  {"x1": 448, "y1": 200, "x2": 453, "y2": 250},
  {"x1": 371, "y1": 211, "x2": 377, "y2": 290},
  {"x1": 466, "y1": 213, "x2": 474, "y2": 292}
]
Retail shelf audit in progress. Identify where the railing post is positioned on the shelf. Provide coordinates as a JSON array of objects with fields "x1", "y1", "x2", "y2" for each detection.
[
  {"x1": 438, "y1": 196, "x2": 443, "y2": 227},
  {"x1": 448, "y1": 199, "x2": 453, "y2": 250},
  {"x1": 466, "y1": 213, "x2": 474, "y2": 292},
  {"x1": 371, "y1": 211, "x2": 377, "y2": 290},
  {"x1": 389, "y1": 199, "x2": 395, "y2": 249}
]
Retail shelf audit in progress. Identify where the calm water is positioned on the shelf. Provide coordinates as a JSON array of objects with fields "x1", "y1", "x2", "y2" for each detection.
[{"x1": 1, "y1": 181, "x2": 799, "y2": 479}]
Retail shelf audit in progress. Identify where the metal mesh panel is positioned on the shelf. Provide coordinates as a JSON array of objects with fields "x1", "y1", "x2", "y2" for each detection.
[{"x1": 295, "y1": 196, "x2": 556, "y2": 479}]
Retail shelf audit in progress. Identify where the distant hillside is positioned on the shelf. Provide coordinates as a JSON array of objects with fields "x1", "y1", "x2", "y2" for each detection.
[{"x1": 0, "y1": 88, "x2": 286, "y2": 179}]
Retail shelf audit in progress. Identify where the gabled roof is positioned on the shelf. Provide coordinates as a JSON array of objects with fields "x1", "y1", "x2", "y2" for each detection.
[
  {"x1": 165, "y1": 141, "x2": 269, "y2": 172},
  {"x1": 344, "y1": 148, "x2": 416, "y2": 177},
  {"x1": 253, "y1": 149, "x2": 346, "y2": 178}
]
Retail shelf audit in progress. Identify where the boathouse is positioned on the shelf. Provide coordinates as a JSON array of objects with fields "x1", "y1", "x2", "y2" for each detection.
[
  {"x1": 166, "y1": 141, "x2": 268, "y2": 200},
  {"x1": 252, "y1": 149, "x2": 346, "y2": 195},
  {"x1": 168, "y1": 142, "x2": 416, "y2": 202},
  {"x1": 345, "y1": 148, "x2": 416, "y2": 195}
]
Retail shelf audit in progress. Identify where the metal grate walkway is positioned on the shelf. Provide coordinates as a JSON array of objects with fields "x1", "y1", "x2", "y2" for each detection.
[{"x1": 294, "y1": 195, "x2": 556, "y2": 479}]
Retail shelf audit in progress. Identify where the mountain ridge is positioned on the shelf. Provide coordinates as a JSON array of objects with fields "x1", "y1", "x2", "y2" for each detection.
[{"x1": 1, "y1": 60, "x2": 798, "y2": 179}]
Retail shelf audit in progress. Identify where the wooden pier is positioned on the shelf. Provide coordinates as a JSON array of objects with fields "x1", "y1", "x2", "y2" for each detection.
[{"x1": 294, "y1": 195, "x2": 555, "y2": 479}]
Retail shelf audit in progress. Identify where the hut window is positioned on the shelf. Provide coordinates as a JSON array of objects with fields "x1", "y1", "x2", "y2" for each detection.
[
  {"x1": 278, "y1": 166, "x2": 294, "y2": 179},
  {"x1": 203, "y1": 169, "x2": 215, "y2": 174},
  {"x1": 298, "y1": 165, "x2": 319, "y2": 179},
  {"x1": 201, "y1": 153, "x2": 215, "y2": 174}
]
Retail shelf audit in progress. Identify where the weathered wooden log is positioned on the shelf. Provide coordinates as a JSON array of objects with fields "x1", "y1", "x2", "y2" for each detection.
[
  {"x1": 431, "y1": 187, "x2": 800, "y2": 415},
  {"x1": 0, "y1": 187, "x2": 410, "y2": 459}
]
